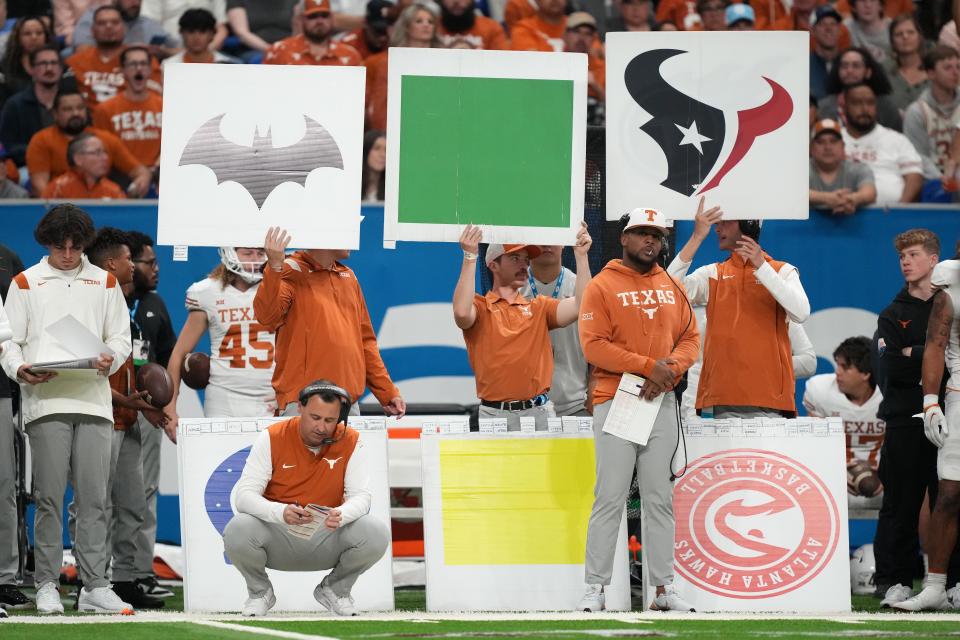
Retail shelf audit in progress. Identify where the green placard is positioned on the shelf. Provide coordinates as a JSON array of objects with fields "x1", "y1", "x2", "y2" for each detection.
[{"x1": 397, "y1": 75, "x2": 573, "y2": 228}]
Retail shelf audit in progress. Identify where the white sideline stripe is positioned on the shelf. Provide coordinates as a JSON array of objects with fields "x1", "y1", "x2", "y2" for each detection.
[{"x1": 191, "y1": 619, "x2": 339, "y2": 639}]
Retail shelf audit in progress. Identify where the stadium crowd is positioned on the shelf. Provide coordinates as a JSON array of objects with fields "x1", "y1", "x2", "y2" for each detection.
[{"x1": 0, "y1": 0, "x2": 951, "y2": 204}]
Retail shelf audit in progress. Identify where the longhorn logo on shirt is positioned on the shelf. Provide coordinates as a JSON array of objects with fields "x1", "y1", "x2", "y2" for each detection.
[
  {"x1": 624, "y1": 49, "x2": 793, "y2": 196},
  {"x1": 179, "y1": 113, "x2": 344, "y2": 209},
  {"x1": 673, "y1": 449, "x2": 840, "y2": 599},
  {"x1": 322, "y1": 456, "x2": 343, "y2": 469}
]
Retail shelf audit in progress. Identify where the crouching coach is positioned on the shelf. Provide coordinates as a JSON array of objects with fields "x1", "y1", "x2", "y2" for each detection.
[{"x1": 223, "y1": 380, "x2": 389, "y2": 617}]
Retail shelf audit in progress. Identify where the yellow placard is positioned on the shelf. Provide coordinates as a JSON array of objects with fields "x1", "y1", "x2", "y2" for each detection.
[{"x1": 439, "y1": 438, "x2": 596, "y2": 565}]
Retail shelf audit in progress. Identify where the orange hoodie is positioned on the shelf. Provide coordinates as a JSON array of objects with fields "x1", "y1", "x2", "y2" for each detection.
[{"x1": 579, "y1": 260, "x2": 700, "y2": 405}]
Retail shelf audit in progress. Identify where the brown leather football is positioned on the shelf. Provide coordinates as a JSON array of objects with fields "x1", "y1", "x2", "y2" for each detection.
[
  {"x1": 135, "y1": 363, "x2": 174, "y2": 408},
  {"x1": 847, "y1": 460, "x2": 881, "y2": 497},
  {"x1": 181, "y1": 352, "x2": 210, "y2": 390}
]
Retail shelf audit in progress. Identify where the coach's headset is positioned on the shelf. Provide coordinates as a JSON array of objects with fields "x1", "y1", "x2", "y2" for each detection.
[
  {"x1": 739, "y1": 219, "x2": 762, "y2": 243},
  {"x1": 298, "y1": 381, "x2": 352, "y2": 445}
]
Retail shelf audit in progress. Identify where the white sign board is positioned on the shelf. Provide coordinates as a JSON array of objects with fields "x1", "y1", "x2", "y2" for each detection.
[
  {"x1": 159, "y1": 64, "x2": 365, "y2": 249},
  {"x1": 421, "y1": 432, "x2": 630, "y2": 611},
  {"x1": 177, "y1": 417, "x2": 394, "y2": 612},
  {"x1": 606, "y1": 32, "x2": 809, "y2": 221},
  {"x1": 642, "y1": 417, "x2": 850, "y2": 612}
]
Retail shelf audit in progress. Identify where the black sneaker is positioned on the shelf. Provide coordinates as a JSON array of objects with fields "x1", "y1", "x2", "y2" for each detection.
[
  {"x1": 0, "y1": 607, "x2": 7, "y2": 618},
  {"x1": 113, "y1": 581, "x2": 164, "y2": 609},
  {"x1": 0, "y1": 584, "x2": 31, "y2": 610},
  {"x1": 135, "y1": 576, "x2": 174, "y2": 599}
]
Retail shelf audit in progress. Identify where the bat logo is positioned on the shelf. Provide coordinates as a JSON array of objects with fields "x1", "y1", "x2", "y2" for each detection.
[
  {"x1": 624, "y1": 49, "x2": 792, "y2": 197},
  {"x1": 179, "y1": 113, "x2": 344, "y2": 208}
]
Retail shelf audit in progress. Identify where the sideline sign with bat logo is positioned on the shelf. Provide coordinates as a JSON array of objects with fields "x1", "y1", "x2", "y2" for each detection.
[
  {"x1": 158, "y1": 64, "x2": 365, "y2": 249},
  {"x1": 605, "y1": 32, "x2": 809, "y2": 221}
]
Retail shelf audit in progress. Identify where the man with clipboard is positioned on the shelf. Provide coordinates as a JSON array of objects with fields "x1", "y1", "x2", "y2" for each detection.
[{"x1": 577, "y1": 208, "x2": 699, "y2": 612}]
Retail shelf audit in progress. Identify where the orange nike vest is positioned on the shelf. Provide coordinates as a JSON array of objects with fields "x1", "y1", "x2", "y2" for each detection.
[
  {"x1": 262, "y1": 417, "x2": 360, "y2": 508},
  {"x1": 697, "y1": 253, "x2": 796, "y2": 414}
]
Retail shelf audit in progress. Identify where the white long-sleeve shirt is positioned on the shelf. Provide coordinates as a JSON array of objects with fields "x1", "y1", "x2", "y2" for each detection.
[
  {"x1": 668, "y1": 256, "x2": 811, "y2": 324},
  {"x1": 0, "y1": 256, "x2": 131, "y2": 424},
  {"x1": 234, "y1": 428, "x2": 373, "y2": 526},
  {"x1": 0, "y1": 302, "x2": 11, "y2": 346}
]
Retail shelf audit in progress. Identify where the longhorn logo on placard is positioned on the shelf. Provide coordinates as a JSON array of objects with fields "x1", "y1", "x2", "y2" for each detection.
[
  {"x1": 179, "y1": 113, "x2": 344, "y2": 208},
  {"x1": 624, "y1": 50, "x2": 792, "y2": 197},
  {"x1": 673, "y1": 449, "x2": 840, "y2": 599}
]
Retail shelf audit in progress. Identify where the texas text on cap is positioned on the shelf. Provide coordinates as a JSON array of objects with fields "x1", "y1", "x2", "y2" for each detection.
[
  {"x1": 303, "y1": 0, "x2": 331, "y2": 15},
  {"x1": 623, "y1": 207, "x2": 670, "y2": 232},
  {"x1": 811, "y1": 118, "x2": 843, "y2": 140},
  {"x1": 485, "y1": 244, "x2": 543, "y2": 266},
  {"x1": 725, "y1": 3, "x2": 755, "y2": 25},
  {"x1": 566, "y1": 11, "x2": 597, "y2": 30}
]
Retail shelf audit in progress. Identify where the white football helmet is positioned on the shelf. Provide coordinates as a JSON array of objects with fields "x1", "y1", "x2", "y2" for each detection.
[
  {"x1": 850, "y1": 544, "x2": 876, "y2": 595},
  {"x1": 219, "y1": 247, "x2": 266, "y2": 284}
]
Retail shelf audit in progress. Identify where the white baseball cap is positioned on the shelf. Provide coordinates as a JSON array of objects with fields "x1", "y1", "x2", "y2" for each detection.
[
  {"x1": 622, "y1": 207, "x2": 670, "y2": 233},
  {"x1": 485, "y1": 244, "x2": 542, "y2": 266}
]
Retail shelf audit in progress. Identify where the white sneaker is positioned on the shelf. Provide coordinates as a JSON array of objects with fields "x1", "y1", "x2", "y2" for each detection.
[
  {"x1": 241, "y1": 587, "x2": 276, "y2": 617},
  {"x1": 314, "y1": 581, "x2": 357, "y2": 616},
  {"x1": 576, "y1": 584, "x2": 604, "y2": 612},
  {"x1": 35, "y1": 582, "x2": 64, "y2": 615},
  {"x1": 78, "y1": 586, "x2": 133, "y2": 614},
  {"x1": 893, "y1": 585, "x2": 949, "y2": 612},
  {"x1": 650, "y1": 584, "x2": 696, "y2": 612},
  {"x1": 880, "y1": 583, "x2": 913, "y2": 608},
  {"x1": 947, "y1": 583, "x2": 960, "y2": 609}
]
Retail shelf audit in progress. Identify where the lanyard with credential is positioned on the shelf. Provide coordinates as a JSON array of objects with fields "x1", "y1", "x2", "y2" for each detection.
[
  {"x1": 527, "y1": 267, "x2": 564, "y2": 299},
  {"x1": 129, "y1": 298, "x2": 142, "y2": 339}
]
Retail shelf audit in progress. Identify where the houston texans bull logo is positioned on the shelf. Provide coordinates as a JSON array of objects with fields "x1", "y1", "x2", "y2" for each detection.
[{"x1": 624, "y1": 49, "x2": 793, "y2": 196}]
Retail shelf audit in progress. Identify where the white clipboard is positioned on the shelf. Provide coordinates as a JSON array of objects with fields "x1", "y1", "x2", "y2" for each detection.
[{"x1": 601, "y1": 373, "x2": 664, "y2": 446}]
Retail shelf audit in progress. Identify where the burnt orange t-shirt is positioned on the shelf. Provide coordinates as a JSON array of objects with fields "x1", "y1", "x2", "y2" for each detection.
[
  {"x1": 41, "y1": 168, "x2": 126, "y2": 199},
  {"x1": 337, "y1": 29, "x2": 381, "y2": 59},
  {"x1": 66, "y1": 46, "x2": 164, "y2": 108},
  {"x1": 92, "y1": 92, "x2": 163, "y2": 167},
  {"x1": 365, "y1": 50, "x2": 389, "y2": 131},
  {"x1": 462, "y1": 290, "x2": 561, "y2": 402},
  {"x1": 264, "y1": 34, "x2": 363, "y2": 66},
  {"x1": 26, "y1": 125, "x2": 141, "y2": 181},
  {"x1": 437, "y1": 16, "x2": 510, "y2": 50},
  {"x1": 504, "y1": 0, "x2": 537, "y2": 31},
  {"x1": 510, "y1": 15, "x2": 566, "y2": 52},
  {"x1": 766, "y1": 10, "x2": 852, "y2": 49},
  {"x1": 655, "y1": 0, "x2": 701, "y2": 29},
  {"x1": 262, "y1": 417, "x2": 360, "y2": 508}
]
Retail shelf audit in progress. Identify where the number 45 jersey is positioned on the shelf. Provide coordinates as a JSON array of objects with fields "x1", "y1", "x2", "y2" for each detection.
[{"x1": 186, "y1": 278, "x2": 275, "y2": 399}]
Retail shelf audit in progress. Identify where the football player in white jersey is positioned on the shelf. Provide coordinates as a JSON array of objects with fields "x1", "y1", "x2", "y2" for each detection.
[
  {"x1": 803, "y1": 337, "x2": 885, "y2": 509},
  {"x1": 897, "y1": 258, "x2": 960, "y2": 610},
  {"x1": 165, "y1": 248, "x2": 276, "y2": 435}
]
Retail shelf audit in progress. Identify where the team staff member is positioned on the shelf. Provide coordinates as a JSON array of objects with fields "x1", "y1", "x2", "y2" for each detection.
[
  {"x1": 669, "y1": 198, "x2": 810, "y2": 418},
  {"x1": 454, "y1": 223, "x2": 592, "y2": 430},
  {"x1": 254, "y1": 227, "x2": 405, "y2": 417},
  {"x1": 895, "y1": 258, "x2": 960, "y2": 610},
  {"x1": 872, "y1": 229, "x2": 949, "y2": 607},
  {"x1": 577, "y1": 208, "x2": 699, "y2": 613},
  {"x1": 520, "y1": 245, "x2": 589, "y2": 416},
  {"x1": 0, "y1": 205, "x2": 132, "y2": 614},
  {"x1": 223, "y1": 380, "x2": 389, "y2": 617},
  {"x1": 166, "y1": 247, "x2": 277, "y2": 434}
]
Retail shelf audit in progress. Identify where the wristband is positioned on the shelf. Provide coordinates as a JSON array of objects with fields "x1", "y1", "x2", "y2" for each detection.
[
  {"x1": 923, "y1": 394, "x2": 940, "y2": 413},
  {"x1": 463, "y1": 251, "x2": 478, "y2": 262}
]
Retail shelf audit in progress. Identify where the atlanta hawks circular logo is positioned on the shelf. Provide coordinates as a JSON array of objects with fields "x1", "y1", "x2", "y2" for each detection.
[{"x1": 673, "y1": 449, "x2": 840, "y2": 599}]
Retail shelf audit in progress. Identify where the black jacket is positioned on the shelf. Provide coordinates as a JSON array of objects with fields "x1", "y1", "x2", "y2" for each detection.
[
  {"x1": 0, "y1": 85, "x2": 53, "y2": 166},
  {"x1": 875, "y1": 287, "x2": 946, "y2": 427},
  {"x1": 0, "y1": 243, "x2": 23, "y2": 401},
  {"x1": 129, "y1": 290, "x2": 177, "y2": 369}
]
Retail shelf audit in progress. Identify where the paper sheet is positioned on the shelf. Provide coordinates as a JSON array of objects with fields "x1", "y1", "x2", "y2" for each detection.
[
  {"x1": 29, "y1": 357, "x2": 99, "y2": 372},
  {"x1": 45, "y1": 315, "x2": 109, "y2": 359},
  {"x1": 286, "y1": 504, "x2": 330, "y2": 540},
  {"x1": 601, "y1": 373, "x2": 664, "y2": 446}
]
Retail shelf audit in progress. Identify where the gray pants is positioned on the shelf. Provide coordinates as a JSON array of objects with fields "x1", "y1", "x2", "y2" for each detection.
[
  {"x1": 712, "y1": 406, "x2": 782, "y2": 419},
  {"x1": 111, "y1": 425, "x2": 146, "y2": 582},
  {"x1": 134, "y1": 414, "x2": 161, "y2": 580},
  {"x1": 584, "y1": 393, "x2": 679, "y2": 587},
  {"x1": 27, "y1": 413, "x2": 112, "y2": 589},
  {"x1": 478, "y1": 401, "x2": 556, "y2": 431},
  {"x1": 0, "y1": 398, "x2": 17, "y2": 584},
  {"x1": 223, "y1": 513, "x2": 390, "y2": 598},
  {"x1": 282, "y1": 402, "x2": 361, "y2": 418}
]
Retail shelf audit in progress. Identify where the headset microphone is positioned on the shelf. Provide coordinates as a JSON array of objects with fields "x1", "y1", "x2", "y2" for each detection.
[{"x1": 298, "y1": 382, "x2": 353, "y2": 446}]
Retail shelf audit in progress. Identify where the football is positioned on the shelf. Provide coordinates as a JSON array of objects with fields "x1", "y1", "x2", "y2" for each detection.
[
  {"x1": 136, "y1": 363, "x2": 174, "y2": 409},
  {"x1": 181, "y1": 352, "x2": 211, "y2": 390},
  {"x1": 847, "y1": 460, "x2": 881, "y2": 497}
]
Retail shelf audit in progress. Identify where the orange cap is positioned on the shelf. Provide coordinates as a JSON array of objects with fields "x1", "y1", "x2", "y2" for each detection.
[{"x1": 303, "y1": 0, "x2": 331, "y2": 15}]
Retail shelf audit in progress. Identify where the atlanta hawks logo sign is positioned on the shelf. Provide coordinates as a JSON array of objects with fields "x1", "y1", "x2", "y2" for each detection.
[{"x1": 673, "y1": 449, "x2": 841, "y2": 599}]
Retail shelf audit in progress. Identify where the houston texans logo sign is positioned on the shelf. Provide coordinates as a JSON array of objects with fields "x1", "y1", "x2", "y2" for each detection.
[
  {"x1": 624, "y1": 49, "x2": 793, "y2": 197},
  {"x1": 179, "y1": 113, "x2": 344, "y2": 208}
]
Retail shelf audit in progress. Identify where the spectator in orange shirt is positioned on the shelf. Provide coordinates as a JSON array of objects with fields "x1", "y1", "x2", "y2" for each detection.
[
  {"x1": 503, "y1": 0, "x2": 537, "y2": 33},
  {"x1": 26, "y1": 88, "x2": 151, "y2": 196},
  {"x1": 335, "y1": 0, "x2": 392, "y2": 60},
  {"x1": 511, "y1": 0, "x2": 566, "y2": 52},
  {"x1": 0, "y1": 16, "x2": 53, "y2": 103},
  {"x1": 365, "y1": 2, "x2": 439, "y2": 131},
  {"x1": 655, "y1": 0, "x2": 700, "y2": 30},
  {"x1": 264, "y1": 0, "x2": 363, "y2": 66},
  {"x1": 93, "y1": 46, "x2": 162, "y2": 174},
  {"x1": 607, "y1": 0, "x2": 656, "y2": 32},
  {"x1": 563, "y1": 12, "x2": 605, "y2": 103},
  {"x1": 437, "y1": 0, "x2": 508, "y2": 50},
  {"x1": 42, "y1": 132, "x2": 127, "y2": 199}
]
